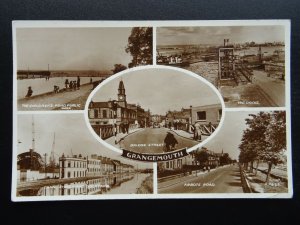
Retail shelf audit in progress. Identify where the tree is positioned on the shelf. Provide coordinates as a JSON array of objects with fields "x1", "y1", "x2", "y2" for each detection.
[
  {"x1": 112, "y1": 64, "x2": 127, "y2": 74},
  {"x1": 262, "y1": 111, "x2": 286, "y2": 183},
  {"x1": 194, "y1": 149, "x2": 209, "y2": 166},
  {"x1": 125, "y1": 27, "x2": 153, "y2": 67},
  {"x1": 220, "y1": 153, "x2": 231, "y2": 166},
  {"x1": 238, "y1": 111, "x2": 286, "y2": 183},
  {"x1": 239, "y1": 112, "x2": 270, "y2": 173}
]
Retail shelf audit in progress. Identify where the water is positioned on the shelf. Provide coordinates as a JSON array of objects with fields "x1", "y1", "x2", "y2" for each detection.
[
  {"x1": 234, "y1": 46, "x2": 284, "y2": 57},
  {"x1": 17, "y1": 173, "x2": 151, "y2": 196},
  {"x1": 158, "y1": 46, "x2": 285, "y2": 57},
  {"x1": 17, "y1": 76, "x2": 103, "y2": 100}
]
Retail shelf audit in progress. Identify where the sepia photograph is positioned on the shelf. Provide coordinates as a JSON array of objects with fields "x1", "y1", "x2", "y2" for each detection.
[
  {"x1": 157, "y1": 25, "x2": 287, "y2": 107},
  {"x1": 11, "y1": 20, "x2": 292, "y2": 200},
  {"x1": 86, "y1": 67, "x2": 223, "y2": 156},
  {"x1": 16, "y1": 26, "x2": 153, "y2": 111},
  {"x1": 15, "y1": 114, "x2": 153, "y2": 197},
  {"x1": 157, "y1": 110, "x2": 289, "y2": 194}
]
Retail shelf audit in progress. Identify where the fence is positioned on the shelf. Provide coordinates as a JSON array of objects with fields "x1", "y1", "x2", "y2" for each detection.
[{"x1": 92, "y1": 124, "x2": 114, "y2": 140}]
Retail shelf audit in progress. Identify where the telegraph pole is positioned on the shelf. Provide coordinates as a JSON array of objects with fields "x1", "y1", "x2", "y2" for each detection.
[
  {"x1": 50, "y1": 133, "x2": 55, "y2": 178},
  {"x1": 32, "y1": 115, "x2": 35, "y2": 151},
  {"x1": 44, "y1": 153, "x2": 47, "y2": 178}
]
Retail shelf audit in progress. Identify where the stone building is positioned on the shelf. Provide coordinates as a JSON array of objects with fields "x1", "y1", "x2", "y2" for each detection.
[{"x1": 88, "y1": 80, "x2": 150, "y2": 139}]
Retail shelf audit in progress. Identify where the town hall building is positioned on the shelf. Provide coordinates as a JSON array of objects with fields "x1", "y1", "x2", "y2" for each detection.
[{"x1": 88, "y1": 80, "x2": 150, "y2": 139}]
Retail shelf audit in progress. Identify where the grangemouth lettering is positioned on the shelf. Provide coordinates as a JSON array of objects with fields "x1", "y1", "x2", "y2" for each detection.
[{"x1": 122, "y1": 148, "x2": 188, "y2": 162}]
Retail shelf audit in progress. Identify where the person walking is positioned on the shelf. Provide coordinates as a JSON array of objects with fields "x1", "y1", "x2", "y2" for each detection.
[
  {"x1": 65, "y1": 79, "x2": 69, "y2": 89},
  {"x1": 164, "y1": 132, "x2": 178, "y2": 152},
  {"x1": 25, "y1": 86, "x2": 33, "y2": 97},
  {"x1": 77, "y1": 76, "x2": 81, "y2": 90},
  {"x1": 194, "y1": 122, "x2": 202, "y2": 141},
  {"x1": 113, "y1": 123, "x2": 118, "y2": 144}
]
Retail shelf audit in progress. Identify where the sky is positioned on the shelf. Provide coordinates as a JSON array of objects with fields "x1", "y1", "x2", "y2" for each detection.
[
  {"x1": 16, "y1": 27, "x2": 133, "y2": 71},
  {"x1": 92, "y1": 68, "x2": 221, "y2": 115},
  {"x1": 17, "y1": 114, "x2": 152, "y2": 169},
  {"x1": 157, "y1": 26, "x2": 285, "y2": 46},
  {"x1": 204, "y1": 111, "x2": 259, "y2": 160}
]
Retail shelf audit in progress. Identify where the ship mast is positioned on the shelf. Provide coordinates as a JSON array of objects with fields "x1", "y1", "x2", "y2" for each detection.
[
  {"x1": 31, "y1": 115, "x2": 35, "y2": 151},
  {"x1": 50, "y1": 132, "x2": 55, "y2": 167}
]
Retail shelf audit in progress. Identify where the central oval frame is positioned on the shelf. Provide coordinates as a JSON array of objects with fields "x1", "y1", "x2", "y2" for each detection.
[{"x1": 84, "y1": 65, "x2": 226, "y2": 159}]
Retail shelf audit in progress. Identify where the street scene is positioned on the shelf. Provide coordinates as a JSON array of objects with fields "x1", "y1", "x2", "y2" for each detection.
[
  {"x1": 16, "y1": 114, "x2": 153, "y2": 197},
  {"x1": 157, "y1": 26, "x2": 286, "y2": 107},
  {"x1": 16, "y1": 27, "x2": 152, "y2": 110},
  {"x1": 157, "y1": 111, "x2": 288, "y2": 194},
  {"x1": 88, "y1": 68, "x2": 223, "y2": 154}
]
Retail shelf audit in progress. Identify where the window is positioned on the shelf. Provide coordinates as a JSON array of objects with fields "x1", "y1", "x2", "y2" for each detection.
[
  {"x1": 68, "y1": 172, "x2": 71, "y2": 178},
  {"x1": 89, "y1": 109, "x2": 94, "y2": 119},
  {"x1": 197, "y1": 111, "x2": 206, "y2": 121},
  {"x1": 166, "y1": 162, "x2": 169, "y2": 169},
  {"x1": 102, "y1": 110, "x2": 107, "y2": 118},
  {"x1": 68, "y1": 161, "x2": 71, "y2": 168},
  {"x1": 177, "y1": 160, "x2": 181, "y2": 168}
]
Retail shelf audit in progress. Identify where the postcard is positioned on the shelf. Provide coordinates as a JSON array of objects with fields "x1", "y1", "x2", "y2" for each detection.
[{"x1": 12, "y1": 20, "x2": 292, "y2": 201}]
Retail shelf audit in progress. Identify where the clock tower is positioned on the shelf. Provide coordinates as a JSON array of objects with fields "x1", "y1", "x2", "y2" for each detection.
[{"x1": 117, "y1": 80, "x2": 127, "y2": 107}]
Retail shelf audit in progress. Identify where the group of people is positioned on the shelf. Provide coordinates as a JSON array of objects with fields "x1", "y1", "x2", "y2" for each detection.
[
  {"x1": 113, "y1": 122, "x2": 130, "y2": 144},
  {"x1": 65, "y1": 76, "x2": 81, "y2": 91},
  {"x1": 168, "y1": 120, "x2": 184, "y2": 130},
  {"x1": 168, "y1": 55, "x2": 183, "y2": 64}
]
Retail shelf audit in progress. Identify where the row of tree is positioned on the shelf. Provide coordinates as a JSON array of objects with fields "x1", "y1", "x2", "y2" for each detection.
[{"x1": 239, "y1": 111, "x2": 286, "y2": 183}]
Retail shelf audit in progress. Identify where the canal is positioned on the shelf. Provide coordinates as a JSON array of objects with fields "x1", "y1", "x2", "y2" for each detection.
[{"x1": 17, "y1": 173, "x2": 151, "y2": 196}]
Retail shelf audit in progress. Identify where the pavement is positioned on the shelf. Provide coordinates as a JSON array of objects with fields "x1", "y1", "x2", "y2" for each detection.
[
  {"x1": 257, "y1": 165, "x2": 287, "y2": 179},
  {"x1": 105, "y1": 128, "x2": 144, "y2": 148},
  {"x1": 158, "y1": 164, "x2": 244, "y2": 193},
  {"x1": 18, "y1": 83, "x2": 94, "y2": 111},
  {"x1": 169, "y1": 129, "x2": 194, "y2": 139},
  {"x1": 170, "y1": 129, "x2": 209, "y2": 142}
]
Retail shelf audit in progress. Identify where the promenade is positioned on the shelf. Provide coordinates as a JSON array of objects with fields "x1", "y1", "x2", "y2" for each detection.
[{"x1": 18, "y1": 83, "x2": 94, "y2": 111}]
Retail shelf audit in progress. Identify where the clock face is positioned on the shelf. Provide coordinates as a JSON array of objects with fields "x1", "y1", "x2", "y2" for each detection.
[{"x1": 119, "y1": 96, "x2": 123, "y2": 100}]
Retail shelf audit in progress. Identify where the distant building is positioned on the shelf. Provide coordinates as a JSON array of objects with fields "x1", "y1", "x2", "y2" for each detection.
[
  {"x1": 165, "y1": 104, "x2": 222, "y2": 134},
  {"x1": 59, "y1": 154, "x2": 87, "y2": 179},
  {"x1": 121, "y1": 163, "x2": 135, "y2": 173},
  {"x1": 111, "y1": 160, "x2": 122, "y2": 174},
  {"x1": 166, "y1": 107, "x2": 191, "y2": 125},
  {"x1": 158, "y1": 147, "x2": 224, "y2": 172},
  {"x1": 191, "y1": 104, "x2": 222, "y2": 125},
  {"x1": 151, "y1": 114, "x2": 163, "y2": 123},
  {"x1": 86, "y1": 155, "x2": 102, "y2": 177},
  {"x1": 99, "y1": 156, "x2": 114, "y2": 175}
]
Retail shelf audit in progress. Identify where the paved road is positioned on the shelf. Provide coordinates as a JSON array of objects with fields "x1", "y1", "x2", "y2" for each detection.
[
  {"x1": 18, "y1": 83, "x2": 94, "y2": 110},
  {"x1": 158, "y1": 164, "x2": 244, "y2": 193},
  {"x1": 120, "y1": 127, "x2": 199, "y2": 154},
  {"x1": 253, "y1": 70, "x2": 285, "y2": 107}
]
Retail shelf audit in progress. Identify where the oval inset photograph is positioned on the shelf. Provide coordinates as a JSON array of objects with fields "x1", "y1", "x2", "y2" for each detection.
[{"x1": 85, "y1": 66, "x2": 224, "y2": 158}]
